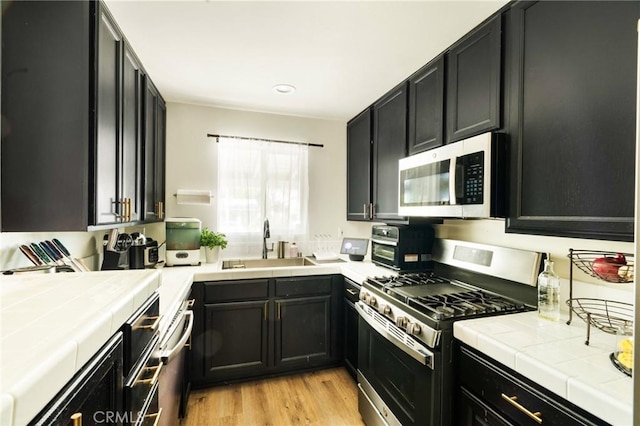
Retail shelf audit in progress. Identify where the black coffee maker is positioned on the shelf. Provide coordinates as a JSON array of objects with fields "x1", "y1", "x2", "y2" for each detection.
[{"x1": 101, "y1": 230, "x2": 133, "y2": 270}]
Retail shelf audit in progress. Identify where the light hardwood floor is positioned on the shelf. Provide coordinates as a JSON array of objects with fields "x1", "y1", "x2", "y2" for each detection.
[{"x1": 182, "y1": 367, "x2": 365, "y2": 426}]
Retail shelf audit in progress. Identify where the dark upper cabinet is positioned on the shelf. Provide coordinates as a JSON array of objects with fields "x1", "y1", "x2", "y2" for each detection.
[
  {"x1": 95, "y1": 8, "x2": 122, "y2": 225},
  {"x1": 505, "y1": 0, "x2": 638, "y2": 241},
  {"x1": 1, "y1": 0, "x2": 164, "y2": 231},
  {"x1": 346, "y1": 108, "x2": 373, "y2": 221},
  {"x1": 372, "y1": 81, "x2": 409, "y2": 221},
  {"x1": 446, "y1": 15, "x2": 501, "y2": 143},
  {"x1": 408, "y1": 55, "x2": 445, "y2": 154},
  {"x1": 121, "y1": 45, "x2": 144, "y2": 224},
  {"x1": 143, "y1": 79, "x2": 166, "y2": 221}
]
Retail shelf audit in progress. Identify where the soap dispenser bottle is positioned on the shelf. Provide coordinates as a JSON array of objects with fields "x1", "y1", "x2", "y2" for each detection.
[{"x1": 538, "y1": 255, "x2": 560, "y2": 321}]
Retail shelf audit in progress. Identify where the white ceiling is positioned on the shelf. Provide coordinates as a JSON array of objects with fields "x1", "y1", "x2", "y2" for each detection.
[{"x1": 105, "y1": 0, "x2": 509, "y2": 121}]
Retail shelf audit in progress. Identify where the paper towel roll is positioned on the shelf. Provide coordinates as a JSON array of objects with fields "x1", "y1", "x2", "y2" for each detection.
[{"x1": 175, "y1": 189, "x2": 213, "y2": 205}]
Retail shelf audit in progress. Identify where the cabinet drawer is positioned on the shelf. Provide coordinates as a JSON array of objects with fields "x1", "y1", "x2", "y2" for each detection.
[
  {"x1": 275, "y1": 276, "x2": 331, "y2": 297},
  {"x1": 204, "y1": 279, "x2": 269, "y2": 303},
  {"x1": 122, "y1": 292, "x2": 160, "y2": 378},
  {"x1": 459, "y1": 345, "x2": 606, "y2": 426}
]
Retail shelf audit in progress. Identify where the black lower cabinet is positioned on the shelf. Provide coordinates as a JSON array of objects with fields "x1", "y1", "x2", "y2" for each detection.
[
  {"x1": 190, "y1": 275, "x2": 343, "y2": 387},
  {"x1": 456, "y1": 343, "x2": 607, "y2": 426},
  {"x1": 203, "y1": 300, "x2": 270, "y2": 382},
  {"x1": 274, "y1": 295, "x2": 332, "y2": 369},
  {"x1": 343, "y1": 278, "x2": 360, "y2": 380},
  {"x1": 30, "y1": 333, "x2": 124, "y2": 426}
]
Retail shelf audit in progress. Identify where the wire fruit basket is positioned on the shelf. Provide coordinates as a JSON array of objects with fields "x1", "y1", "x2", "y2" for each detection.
[
  {"x1": 567, "y1": 249, "x2": 634, "y2": 283},
  {"x1": 565, "y1": 298, "x2": 633, "y2": 345},
  {"x1": 566, "y1": 249, "x2": 634, "y2": 376}
]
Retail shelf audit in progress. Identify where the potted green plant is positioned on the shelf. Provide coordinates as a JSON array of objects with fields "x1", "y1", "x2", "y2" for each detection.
[{"x1": 200, "y1": 227, "x2": 228, "y2": 263}]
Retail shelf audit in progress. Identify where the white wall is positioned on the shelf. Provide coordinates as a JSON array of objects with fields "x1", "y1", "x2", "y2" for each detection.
[{"x1": 165, "y1": 102, "x2": 373, "y2": 258}]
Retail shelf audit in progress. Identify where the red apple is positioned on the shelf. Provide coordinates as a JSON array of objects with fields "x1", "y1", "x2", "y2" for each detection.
[{"x1": 592, "y1": 253, "x2": 626, "y2": 281}]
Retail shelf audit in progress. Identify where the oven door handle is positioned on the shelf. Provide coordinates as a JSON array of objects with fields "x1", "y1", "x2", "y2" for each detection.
[
  {"x1": 160, "y1": 310, "x2": 194, "y2": 364},
  {"x1": 356, "y1": 303, "x2": 434, "y2": 369}
]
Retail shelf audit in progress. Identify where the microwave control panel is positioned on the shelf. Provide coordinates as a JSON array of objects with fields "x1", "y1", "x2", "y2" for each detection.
[{"x1": 461, "y1": 151, "x2": 484, "y2": 204}]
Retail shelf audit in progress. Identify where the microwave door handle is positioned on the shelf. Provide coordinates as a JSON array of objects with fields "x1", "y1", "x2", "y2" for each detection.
[{"x1": 449, "y1": 157, "x2": 457, "y2": 205}]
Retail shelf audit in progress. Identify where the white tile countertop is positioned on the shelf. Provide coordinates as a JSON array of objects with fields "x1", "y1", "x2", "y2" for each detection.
[
  {"x1": 0, "y1": 269, "x2": 161, "y2": 426},
  {"x1": 454, "y1": 311, "x2": 633, "y2": 425},
  {"x1": 156, "y1": 256, "x2": 390, "y2": 337},
  {"x1": 2, "y1": 258, "x2": 629, "y2": 426}
]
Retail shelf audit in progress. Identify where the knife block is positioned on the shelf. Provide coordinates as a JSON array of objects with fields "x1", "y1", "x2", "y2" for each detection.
[{"x1": 101, "y1": 249, "x2": 129, "y2": 270}]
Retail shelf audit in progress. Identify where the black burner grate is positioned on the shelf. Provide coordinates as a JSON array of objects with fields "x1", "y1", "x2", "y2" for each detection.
[{"x1": 409, "y1": 290, "x2": 526, "y2": 321}]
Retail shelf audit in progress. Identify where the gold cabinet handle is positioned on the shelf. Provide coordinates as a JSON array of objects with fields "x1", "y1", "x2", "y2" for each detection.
[
  {"x1": 346, "y1": 288, "x2": 358, "y2": 296},
  {"x1": 137, "y1": 363, "x2": 163, "y2": 386},
  {"x1": 363, "y1": 203, "x2": 368, "y2": 219},
  {"x1": 145, "y1": 407, "x2": 163, "y2": 426},
  {"x1": 501, "y1": 393, "x2": 542, "y2": 424},
  {"x1": 71, "y1": 413, "x2": 82, "y2": 426},
  {"x1": 277, "y1": 302, "x2": 281, "y2": 320},
  {"x1": 263, "y1": 301, "x2": 268, "y2": 321},
  {"x1": 134, "y1": 315, "x2": 162, "y2": 331}
]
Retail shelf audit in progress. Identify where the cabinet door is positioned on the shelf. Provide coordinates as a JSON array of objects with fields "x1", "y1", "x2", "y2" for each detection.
[
  {"x1": 203, "y1": 301, "x2": 269, "y2": 382},
  {"x1": 346, "y1": 108, "x2": 373, "y2": 221},
  {"x1": 1, "y1": 1, "x2": 91, "y2": 232},
  {"x1": 446, "y1": 15, "x2": 501, "y2": 143},
  {"x1": 94, "y1": 7, "x2": 122, "y2": 225},
  {"x1": 30, "y1": 333, "x2": 124, "y2": 426},
  {"x1": 274, "y1": 295, "x2": 332, "y2": 369},
  {"x1": 155, "y1": 97, "x2": 167, "y2": 220},
  {"x1": 121, "y1": 44, "x2": 143, "y2": 222},
  {"x1": 408, "y1": 55, "x2": 445, "y2": 154},
  {"x1": 372, "y1": 82, "x2": 408, "y2": 221},
  {"x1": 143, "y1": 79, "x2": 165, "y2": 221},
  {"x1": 343, "y1": 299, "x2": 359, "y2": 380},
  {"x1": 505, "y1": 1, "x2": 638, "y2": 241}
]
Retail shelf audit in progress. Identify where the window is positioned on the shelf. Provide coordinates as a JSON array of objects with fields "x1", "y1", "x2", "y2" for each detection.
[{"x1": 217, "y1": 137, "x2": 309, "y2": 252}]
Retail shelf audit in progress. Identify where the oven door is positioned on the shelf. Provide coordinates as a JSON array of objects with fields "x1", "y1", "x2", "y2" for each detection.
[
  {"x1": 357, "y1": 308, "x2": 441, "y2": 426},
  {"x1": 370, "y1": 240, "x2": 398, "y2": 270},
  {"x1": 398, "y1": 140, "x2": 463, "y2": 218}
]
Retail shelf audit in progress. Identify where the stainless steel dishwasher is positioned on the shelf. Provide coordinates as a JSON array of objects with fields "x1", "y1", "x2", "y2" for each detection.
[{"x1": 158, "y1": 298, "x2": 194, "y2": 425}]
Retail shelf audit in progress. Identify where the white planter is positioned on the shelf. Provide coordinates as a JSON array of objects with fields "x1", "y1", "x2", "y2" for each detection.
[{"x1": 204, "y1": 247, "x2": 220, "y2": 263}]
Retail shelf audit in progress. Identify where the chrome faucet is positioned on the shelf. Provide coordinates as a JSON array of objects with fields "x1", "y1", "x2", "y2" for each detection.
[{"x1": 262, "y1": 218, "x2": 273, "y2": 259}]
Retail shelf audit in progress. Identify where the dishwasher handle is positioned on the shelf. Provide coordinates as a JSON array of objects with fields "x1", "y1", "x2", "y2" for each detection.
[{"x1": 160, "y1": 310, "x2": 194, "y2": 364}]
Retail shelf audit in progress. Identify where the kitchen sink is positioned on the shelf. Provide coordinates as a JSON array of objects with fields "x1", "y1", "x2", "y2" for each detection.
[{"x1": 221, "y1": 257, "x2": 317, "y2": 269}]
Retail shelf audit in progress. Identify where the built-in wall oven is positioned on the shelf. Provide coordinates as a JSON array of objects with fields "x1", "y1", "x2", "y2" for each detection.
[{"x1": 356, "y1": 239, "x2": 542, "y2": 426}]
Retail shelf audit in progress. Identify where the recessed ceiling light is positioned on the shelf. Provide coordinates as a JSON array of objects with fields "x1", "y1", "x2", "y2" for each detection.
[{"x1": 273, "y1": 84, "x2": 296, "y2": 94}]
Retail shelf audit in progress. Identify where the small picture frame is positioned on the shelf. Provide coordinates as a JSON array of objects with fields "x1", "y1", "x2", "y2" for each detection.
[{"x1": 340, "y1": 238, "x2": 369, "y2": 261}]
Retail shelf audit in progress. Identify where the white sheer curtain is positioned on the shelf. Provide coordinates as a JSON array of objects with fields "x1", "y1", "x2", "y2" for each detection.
[{"x1": 217, "y1": 137, "x2": 309, "y2": 257}]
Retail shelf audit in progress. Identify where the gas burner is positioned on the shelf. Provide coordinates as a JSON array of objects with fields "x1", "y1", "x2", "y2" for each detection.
[
  {"x1": 408, "y1": 290, "x2": 526, "y2": 321},
  {"x1": 367, "y1": 272, "x2": 448, "y2": 288}
]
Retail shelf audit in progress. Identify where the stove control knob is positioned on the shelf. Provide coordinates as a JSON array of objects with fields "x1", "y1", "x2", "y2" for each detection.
[
  {"x1": 407, "y1": 322, "x2": 422, "y2": 336},
  {"x1": 395, "y1": 316, "x2": 408, "y2": 328},
  {"x1": 368, "y1": 296, "x2": 377, "y2": 307},
  {"x1": 360, "y1": 291, "x2": 368, "y2": 301},
  {"x1": 378, "y1": 304, "x2": 391, "y2": 315}
]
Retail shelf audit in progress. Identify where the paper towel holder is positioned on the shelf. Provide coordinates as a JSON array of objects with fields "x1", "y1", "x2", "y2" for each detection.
[{"x1": 173, "y1": 189, "x2": 214, "y2": 205}]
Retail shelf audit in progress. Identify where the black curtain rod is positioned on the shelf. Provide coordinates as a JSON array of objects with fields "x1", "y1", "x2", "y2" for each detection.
[{"x1": 207, "y1": 133, "x2": 324, "y2": 148}]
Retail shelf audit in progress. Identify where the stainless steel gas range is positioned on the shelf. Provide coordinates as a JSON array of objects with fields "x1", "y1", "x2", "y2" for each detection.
[{"x1": 356, "y1": 239, "x2": 542, "y2": 426}]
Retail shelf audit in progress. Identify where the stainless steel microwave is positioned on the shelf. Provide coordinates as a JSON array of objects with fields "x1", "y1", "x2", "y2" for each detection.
[{"x1": 398, "y1": 132, "x2": 506, "y2": 218}]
